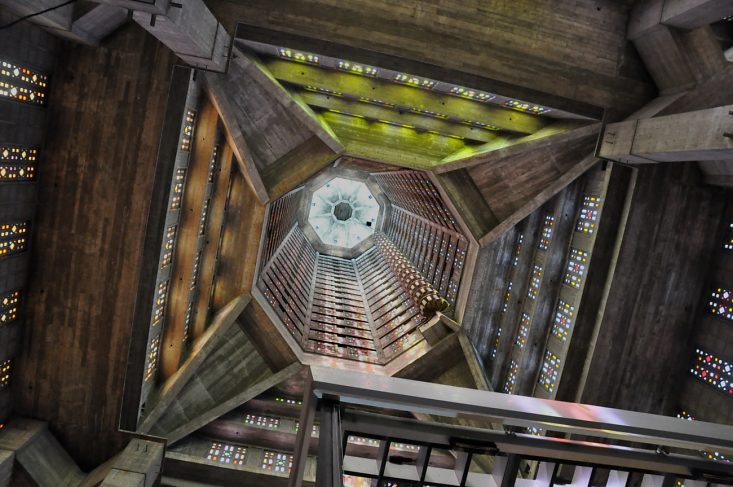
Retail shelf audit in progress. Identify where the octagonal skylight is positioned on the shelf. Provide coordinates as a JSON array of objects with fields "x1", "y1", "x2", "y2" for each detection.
[{"x1": 308, "y1": 177, "x2": 380, "y2": 249}]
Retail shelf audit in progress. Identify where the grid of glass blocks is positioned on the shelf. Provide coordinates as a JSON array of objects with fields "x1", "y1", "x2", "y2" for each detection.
[
  {"x1": 245, "y1": 414, "x2": 280, "y2": 429},
  {"x1": 563, "y1": 248, "x2": 589, "y2": 289},
  {"x1": 180, "y1": 109, "x2": 196, "y2": 151},
  {"x1": 0, "y1": 146, "x2": 37, "y2": 181},
  {"x1": 538, "y1": 215, "x2": 555, "y2": 250},
  {"x1": 144, "y1": 334, "x2": 160, "y2": 382},
  {"x1": 691, "y1": 348, "x2": 732, "y2": 396},
  {"x1": 206, "y1": 442, "x2": 247, "y2": 465},
  {"x1": 576, "y1": 196, "x2": 601, "y2": 234},
  {"x1": 262, "y1": 451, "x2": 292, "y2": 474},
  {"x1": 170, "y1": 168, "x2": 186, "y2": 210},
  {"x1": 538, "y1": 349, "x2": 561, "y2": 394},
  {"x1": 551, "y1": 300, "x2": 575, "y2": 342},
  {"x1": 709, "y1": 288, "x2": 733, "y2": 321}
]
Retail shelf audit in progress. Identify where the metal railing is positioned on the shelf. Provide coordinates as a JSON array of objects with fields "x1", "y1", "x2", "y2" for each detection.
[{"x1": 288, "y1": 366, "x2": 733, "y2": 487}]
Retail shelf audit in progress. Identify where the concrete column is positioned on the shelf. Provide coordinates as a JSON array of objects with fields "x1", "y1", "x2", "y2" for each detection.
[
  {"x1": 132, "y1": 0, "x2": 230, "y2": 72},
  {"x1": 661, "y1": 0, "x2": 733, "y2": 29},
  {"x1": 0, "y1": 1, "x2": 127, "y2": 46},
  {"x1": 0, "y1": 449, "x2": 13, "y2": 487},
  {"x1": 599, "y1": 105, "x2": 733, "y2": 164},
  {"x1": 0, "y1": 418, "x2": 84, "y2": 487},
  {"x1": 100, "y1": 439, "x2": 165, "y2": 487}
]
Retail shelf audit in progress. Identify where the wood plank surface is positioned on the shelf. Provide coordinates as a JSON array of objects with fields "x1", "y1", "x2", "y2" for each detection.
[{"x1": 16, "y1": 24, "x2": 177, "y2": 470}]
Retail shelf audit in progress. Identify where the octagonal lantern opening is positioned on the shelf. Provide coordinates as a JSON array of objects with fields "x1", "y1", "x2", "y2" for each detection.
[{"x1": 307, "y1": 177, "x2": 381, "y2": 249}]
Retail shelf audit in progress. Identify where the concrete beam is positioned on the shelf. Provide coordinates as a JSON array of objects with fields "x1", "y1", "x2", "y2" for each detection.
[
  {"x1": 599, "y1": 105, "x2": 733, "y2": 163},
  {"x1": 0, "y1": 1, "x2": 126, "y2": 46},
  {"x1": 0, "y1": 418, "x2": 84, "y2": 487},
  {"x1": 436, "y1": 122, "x2": 599, "y2": 174},
  {"x1": 263, "y1": 59, "x2": 546, "y2": 135},
  {"x1": 202, "y1": 73, "x2": 269, "y2": 204},
  {"x1": 0, "y1": 449, "x2": 13, "y2": 487},
  {"x1": 0, "y1": 0, "x2": 73, "y2": 31},
  {"x1": 95, "y1": 0, "x2": 169, "y2": 15},
  {"x1": 100, "y1": 440, "x2": 165, "y2": 487},
  {"x1": 132, "y1": 0, "x2": 230, "y2": 72},
  {"x1": 662, "y1": 0, "x2": 733, "y2": 30},
  {"x1": 235, "y1": 51, "x2": 344, "y2": 154},
  {"x1": 138, "y1": 294, "x2": 251, "y2": 433}
]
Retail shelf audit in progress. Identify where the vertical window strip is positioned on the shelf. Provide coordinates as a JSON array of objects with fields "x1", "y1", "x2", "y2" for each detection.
[
  {"x1": 691, "y1": 348, "x2": 732, "y2": 396},
  {"x1": 538, "y1": 215, "x2": 554, "y2": 250},
  {"x1": 576, "y1": 195, "x2": 601, "y2": 234},
  {"x1": 515, "y1": 313, "x2": 530, "y2": 350},
  {"x1": 144, "y1": 334, "x2": 160, "y2": 382},
  {"x1": 709, "y1": 288, "x2": 733, "y2": 321},
  {"x1": 0, "y1": 290, "x2": 20, "y2": 325},
  {"x1": 0, "y1": 146, "x2": 37, "y2": 182},
  {"x1": 528, "y1": 265, "x2": 542, "y2": 299},
  {"x1": 0, "y1": 359, "x2": 10, "y2": 390},
  {"x1": 0, "y1": 222, "x2": 29, "y2": 257},
  {"x1": 551, "y1": 300, "x2": 575, "y2": 342},
  {"x1": 190, "y1": 251, "x2": 202, "y2": 291},
  {"x1": 206, "y1": 442, "x2": 247, "y2": 465},
  {"x1": 152, "y1": 280, "x2": 169, "y2": 326},
  {"x1": 170, "y1": 168, "x2": 186, "y2": 210},
  {"x1": 161, "y1": 225, "x2": 177, "y2": 269},
  {"x1": 725, "y1": 223, "x2": 733, "y2": 251},
  {"x1": 563, "y1": 248, "x2": 589, "y2": 289},
  {"x1": 504, "y1": 360, "x2": 518, "y2": 394},
  {"x1": 199, "y1": 198, "x2": 211, "y2": 236},
  {"x1": 180, "y1": 109, "x2": 196, "y2": 151},
  {"x1": 512, "y1": 233, "x2": 524, "y2": 266},
  {"x1": 538, "y1": 349, "x2": 561, "y2": 394},
  {"x1": 207, "y1": 145, "x2": 219, "y2": 183},
  {"x1": 0, "y1": 60, "x2": 48, "y2": 106}
]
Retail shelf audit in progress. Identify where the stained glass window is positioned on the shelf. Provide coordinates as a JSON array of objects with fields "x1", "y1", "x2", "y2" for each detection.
[
  {"x1": 513, "y1": 233, "x2": 524, "y2": 266},
  {"x1": 504, "y1": 360, "x2": 518, "y2": 394},
  {"x1": 576, "y1": 196, "x2": 601, "y2": 234},
  {"x1": 199, "y1": 199, "x2": 210, "y2": 236},
  {"x1": 449, "y1": 86, "x2": 495, "y2": 102},
  {"x1": 170, "y1": 168, "x2": 186, "y2": 210},
  {"x1": 677, "y1": 410, "x2": 695, "y2": 421},
  {"x1": 206, "y1": 442, "x2": 247, "y2": 465},
  {"x1": 394, "y1": 73, "x2": 436, "y2": 89},
  {"x1": 709, "y1": 288, "x2": 733, "y2": 321},
  {"x1": 0, "y1": 222, "x2": 29, "y2": 257},
  {"x1": 538, "y1": 349, "x2": 561, "y2": 394},
  {"x1": 190, "y1": 251, "x2": 202, "y2": 291},
  {"x1": 502, "y1": 281, "x2": 513, "y2": 313},
  {"x1": 725, "y1": 223, "x2": 733, "y2": 251},
  {"x1": 152, "y1": 280, "x2": 169, "y2": 326},
  {"x1": 337, "y1": 61, "x2": 377, "y2": 76},
  {"x1": 275, "y1": 397, "x2": 302, "y2": 406},
  {"x1": 0, "y1": 146, "x2": 36, "y2": 182},
  {"x1": 528, "y1": 265, "x2": 542, "y2": 299},
  {"x1": 0, "y1": 61, "x2": 47, "y2": 106},
  {"x1": 504, "y1": 100, "x2": 550, "y2": 114},
  {"x1": 262, "y1": 451, "x2": 292, "y2": 474},
  {"x1": 491, "y1": 328, "x2": 501, "y2": 359},
  {"x1": 564, "y1": 248, "x2": 589, "y2": 289},
  {"x1": 691, "y1": 348, "x2": 732, "y2": 396},
  {"x1": 182, "y1": 302, "x2": 193, "y2": 344},
  {"x1": 161, "y1": 225, "x2": 177, "y2": 268},
  {"x1": 0, "y1": 359, "x2": 10, "y2": 390},
  {"x1": 538, "y1": 215, "x2": 555, "y2": 250},
  {"x1": 144, "y1": 334, "x2": 160, "y2": 382},
  {"x1": 551, "y1": 300, "x2": 575, "y2": 342},
  {"x1": 0, "y1": 290, "x2": 20, "y2": 325},
  {"x1": 207, "y1": 145, "x2": 219, "y2": 183},
  {"x1": 180, "y1": 109, "x2": 196, "y2": 151},
  {"x1": 244, "y1": 414, "x2": 280, "y2": 428},
  {"x1": 278, "y1": 48, "x2": 319, "y2": 64},
  {"x1": 515, "y1": 313, "x2": 530, "y2": 350}
]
